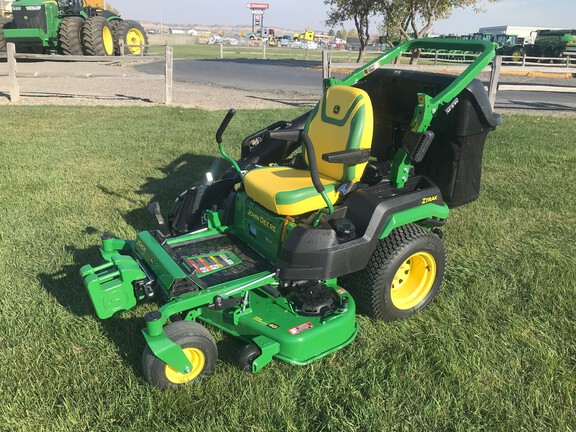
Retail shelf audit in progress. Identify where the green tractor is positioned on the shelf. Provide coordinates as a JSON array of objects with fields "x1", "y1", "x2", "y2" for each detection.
[
  {"x1": 0, "y1": 0, "x2": 147, "y2": 55},
  {"x1": 80, "y1": 38, "x2": 502, "y2": 389}
]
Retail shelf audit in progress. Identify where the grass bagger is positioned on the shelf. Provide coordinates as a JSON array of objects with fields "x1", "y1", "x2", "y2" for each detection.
[{"x1": 80, "y1": 39, "x2": 502, "y2": 389}]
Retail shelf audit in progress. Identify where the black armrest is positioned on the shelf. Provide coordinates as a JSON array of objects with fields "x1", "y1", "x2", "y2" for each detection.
[
  {"x1": 265, "y1": 129, "x2": 302, "y2": 142},
  {"x1": 300, "y1": 132, "x2": 325, "y2": 194},
  {"x1": 322, "y1": 148, "x2": 371, "y2": 164}
]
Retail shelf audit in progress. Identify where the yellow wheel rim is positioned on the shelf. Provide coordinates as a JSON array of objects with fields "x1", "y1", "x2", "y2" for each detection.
[
  {"x1": 165, "y1": 348, "x2": 205, "y2": 384},
  {"x1": 390, "y1": 252, "x2": 436, "y2": 310},
  {"x1": 512, "y1": 50, "x2": 522, "y2": 62},
  {"x1": 126, "y1": 28, "x2": 145, "y2": 54},
  {"x1": 102, "y1": 25, "x2": 114, "y2": 55}
]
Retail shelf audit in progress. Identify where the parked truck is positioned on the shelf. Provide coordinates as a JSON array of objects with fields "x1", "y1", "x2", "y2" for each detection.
[{"x1": 0, "y1": 0, "x2": 148, "y2": 56}]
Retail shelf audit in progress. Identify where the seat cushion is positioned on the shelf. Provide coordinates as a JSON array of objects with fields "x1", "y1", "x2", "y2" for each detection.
[{"x1": 243, "y1": 166, "x2": 340, "y2": 216}]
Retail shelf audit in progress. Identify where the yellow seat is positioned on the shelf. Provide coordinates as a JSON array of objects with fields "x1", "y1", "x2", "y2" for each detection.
[{"x1": 244, "y1": 86, "x2": 373, "y2": 216}]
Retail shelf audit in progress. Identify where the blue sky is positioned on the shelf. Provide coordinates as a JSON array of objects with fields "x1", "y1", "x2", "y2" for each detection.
[{"x1": 111, "y1": 0, "x2": 574, "y2": 35}]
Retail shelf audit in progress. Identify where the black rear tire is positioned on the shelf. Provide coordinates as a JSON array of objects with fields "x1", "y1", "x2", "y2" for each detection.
[
  {"x1": 59, "y1": 16, "x2": 84, "y2": 55},
  {"x1": 113, "y1": 19, "x2": 148, "y2": 55},
  {"x1": 343, "y1": 223, "x2": 446, "y2": 321},
  {"x1": 142, "y1": 321, "x2": 218, "y2": 389},
  {"x1": 82, "y1": 16, "x2": 114, "y2": 56}
]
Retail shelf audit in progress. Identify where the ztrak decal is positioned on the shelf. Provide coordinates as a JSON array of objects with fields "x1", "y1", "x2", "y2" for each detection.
[{"x1": 421, "y1": 195, "x2": 439, "y2": 205}]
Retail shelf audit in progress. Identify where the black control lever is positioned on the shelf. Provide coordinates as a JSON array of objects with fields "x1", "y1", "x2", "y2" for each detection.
[{"x1": 216, "y1": 109, "x2": 236, "y2": 144}]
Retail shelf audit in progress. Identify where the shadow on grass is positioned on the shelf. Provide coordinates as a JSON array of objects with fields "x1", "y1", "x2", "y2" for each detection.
[{"x1": 95, "y1": 153, "x2": 226, "y2": 232}]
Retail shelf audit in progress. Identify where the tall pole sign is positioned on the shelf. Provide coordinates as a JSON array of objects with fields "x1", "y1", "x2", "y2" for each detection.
[{"x1": 247, "y1": 3, "x2": 269, "y2": 37}]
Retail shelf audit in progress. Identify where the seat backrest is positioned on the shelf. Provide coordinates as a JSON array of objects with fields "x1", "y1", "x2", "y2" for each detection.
[{"x1": 304, "y1": 86, "x2": 373, "y2": 183}]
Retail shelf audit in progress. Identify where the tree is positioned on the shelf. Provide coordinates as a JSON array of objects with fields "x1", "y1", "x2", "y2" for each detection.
[
  {"x1": 380, "y1": 0, "x2": 499, "y2": 41},
  {"x1": 328, "y1": 28, "x2": 335, "y2": 36},
  {"x1": 325, "y1": 0, "x2": 375, "y2": 62},
  {"x1": 379, "y1": 0, "x2": 500, "y2": 62}
]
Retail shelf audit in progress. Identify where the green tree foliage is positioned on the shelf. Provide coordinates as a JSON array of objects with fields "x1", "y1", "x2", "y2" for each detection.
[
  {"x1": 379, "y1": 0, "x2": 499, "y2": 42},
  {"x1": 325, "y1": 0, "x2": 375, "y2": 62}
]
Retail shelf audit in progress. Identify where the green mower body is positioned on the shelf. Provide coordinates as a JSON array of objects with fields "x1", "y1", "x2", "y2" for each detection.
[{"x1": 80, "y1": 39, "x2": 502, "y2": 388}]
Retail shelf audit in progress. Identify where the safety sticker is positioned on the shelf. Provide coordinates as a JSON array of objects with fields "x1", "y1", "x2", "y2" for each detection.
[
  {"x1": 288, "y1": 322, "x2": 314, "y2": 335},
  {"x1": 336, "y1": 288, "x2": 348, "y2": 295},
  {"x1": 187, "y1": 253, "x2": 235, "y2": 275}
]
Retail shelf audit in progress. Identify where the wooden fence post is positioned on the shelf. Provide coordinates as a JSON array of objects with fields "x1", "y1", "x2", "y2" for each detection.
[
  {"x1": 488, "y1": 55, "x2": 502, "y2": 110},
  {"x1": 165, "y1": 45, "x2": 173, "y2": 105},
  {"x1": 7, "y1": 43, "x2": 20, "y2": 102},
  {"x1": 220, "y1": 43, "x2": 223, "y2": 59},
  {"x1": 522, "y1": 52, "x2": 526, "y2": 67},
  {"x1": 322, "y1": 50, "x2": 329, "y2": 83},
  {"x1": 262, "y1": 42, "x2": 266, "y2": 59}
]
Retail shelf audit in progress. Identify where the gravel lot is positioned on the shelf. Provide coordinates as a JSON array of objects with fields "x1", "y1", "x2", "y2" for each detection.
[
  {"x1": 0, "y1": 59, "x2": 574, "y2": 116},
  {"x1": 0, "y1": 59, "x2": 319, "y2": 109}
]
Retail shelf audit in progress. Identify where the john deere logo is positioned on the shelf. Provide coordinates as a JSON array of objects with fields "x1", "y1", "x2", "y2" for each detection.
[{"x1": 333, "y1": 105, "x2": 340, "y2": 114}]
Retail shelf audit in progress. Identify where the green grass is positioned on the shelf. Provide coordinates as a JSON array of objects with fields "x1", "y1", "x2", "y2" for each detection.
[
  {"x1": 0, "y1": 107, "x2": 574, "y2": 431},
  {"x1": 148, "y1": 43, "x2": 379, "y2": 63}
]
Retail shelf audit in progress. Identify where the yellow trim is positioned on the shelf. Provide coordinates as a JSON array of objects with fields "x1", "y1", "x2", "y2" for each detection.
[
  {"x1": 390, "y1": 252, "x2": 436, "y2": 310},
  {"x1": 165, "y1": 347, "x2": 205, "y2": 384},
  {"x1": 126, "y1": 28, "x2": 145, "y2": 54},
  {"x1": 102, "y1": 26, "x2": 114, "y2": 55}
]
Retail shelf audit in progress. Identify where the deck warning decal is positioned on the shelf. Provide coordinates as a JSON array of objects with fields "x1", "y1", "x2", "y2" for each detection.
[
  {"x1": 288, "y1": 322, "x2": 314, "y2": 335},
  {"x1": 187, "y1": 252, "x2": 236, "y2": 275}
]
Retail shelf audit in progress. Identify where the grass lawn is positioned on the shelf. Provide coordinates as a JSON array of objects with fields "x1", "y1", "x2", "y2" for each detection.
[
  {"x1": 148, "y1": 43, "x2": 383, "y2": 63},
  {"x1": 0, "y1": 106, "x2": 574, "y2": 431}
]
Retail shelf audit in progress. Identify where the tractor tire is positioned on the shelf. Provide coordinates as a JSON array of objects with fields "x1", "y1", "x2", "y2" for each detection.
[
  {"x1": 0, "y1": 17, "x2": 11, "y2": 52},
  {"x1": 113, "y1": 19, "x2": 148, "y2": 55},
  {"x1": 142, "y1": 321, "x2": 218, "y2": 389},
  {"x1": 343, "y1": 223, "x2": 446, "y2": 321},
  {"x1": 511, "y1": 48, "x2": 524, "y2": 63},
  {"x1": 58, "y1": 16, "x2": 84, "y2": 55},
  {"x1": 81, "y1": 16, "x2": 114, "y2": 56}
]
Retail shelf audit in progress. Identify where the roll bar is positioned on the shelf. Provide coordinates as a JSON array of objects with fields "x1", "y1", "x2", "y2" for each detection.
[{"x1": 324, "y1": 38, "x2": 496, "y2": 133}]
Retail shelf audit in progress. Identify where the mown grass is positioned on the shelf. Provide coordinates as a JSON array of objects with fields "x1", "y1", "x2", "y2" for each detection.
[
  {"x1": 148, "y1": 43, "x2": 382, "y2": 63},
  {"x1": 0, "y1": 107, "x2": 574, "y2": 431}
]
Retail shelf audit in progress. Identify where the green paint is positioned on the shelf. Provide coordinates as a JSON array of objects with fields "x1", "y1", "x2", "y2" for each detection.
[{"x1": 380, "y1": 203, "x2": 450, "y2": 239}]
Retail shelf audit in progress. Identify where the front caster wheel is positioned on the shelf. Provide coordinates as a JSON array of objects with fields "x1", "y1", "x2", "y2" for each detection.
[
  {"x1": 238, "y1": 343, "x2": 261, "y2": 373},
  {"x1": 142, "y1": 321, "x2": 218, "y2": 389},
  {"x1": 344, "y1": 223, "x2": 446, "y2": 321}
]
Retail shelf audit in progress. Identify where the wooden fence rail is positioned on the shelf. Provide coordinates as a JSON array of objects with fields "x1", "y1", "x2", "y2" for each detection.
[{"x1": 3, "y1": 43, "x2": 174, "y2": 104}]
